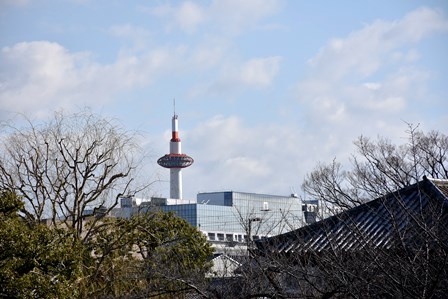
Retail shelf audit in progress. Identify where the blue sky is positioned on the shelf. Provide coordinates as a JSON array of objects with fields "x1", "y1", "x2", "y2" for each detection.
[{"x1": 1, "y1": 0, "x2": 447, "y2": 199}]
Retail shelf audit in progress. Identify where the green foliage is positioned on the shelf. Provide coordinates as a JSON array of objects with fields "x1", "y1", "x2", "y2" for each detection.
[
  {"x1": 0, "y1": 190, "x2": 213, "y2": 298},
  {"x1": 0, "y1": 190, "x2": 23, "y2": 216},
  {"x1": 0, "y1": 191, "x2": 84, "y2": 298},
  {"x1": 130, "y1": 211, "x2": 213, "y2": 271},
  {"x1": 81, "y1": 211, "x2": 213, "y2": 298}
]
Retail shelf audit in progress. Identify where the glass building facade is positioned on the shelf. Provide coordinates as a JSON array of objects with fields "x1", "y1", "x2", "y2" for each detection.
[{"x1": 152, "y1": 191, "x2": 303, "y2": 242}]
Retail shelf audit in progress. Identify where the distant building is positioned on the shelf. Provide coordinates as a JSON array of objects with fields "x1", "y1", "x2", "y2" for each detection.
[
  {"x1": 302, "y1": 199, "x2": 319, "y2": 224},
  {"x1": 113, "y1": 191, "x2": 303, "y2": 253}
]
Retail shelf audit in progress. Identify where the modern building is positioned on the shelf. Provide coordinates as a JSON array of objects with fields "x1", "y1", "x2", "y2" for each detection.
[
  {"x1": 113, "y1": 191, "x2": 303, "y2": 253},
  {"x1": 161, "y1": 191, "x2": 302, "y2": 241}
]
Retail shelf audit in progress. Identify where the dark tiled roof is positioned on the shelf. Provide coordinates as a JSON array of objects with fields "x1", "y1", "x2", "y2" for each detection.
[{"x1": 257, "y1": 177, "x2": 448, "y2": 253}]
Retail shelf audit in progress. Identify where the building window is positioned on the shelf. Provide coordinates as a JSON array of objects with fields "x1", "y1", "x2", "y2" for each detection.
[
  {"x1": 208, "y1": 233, "x2": 215, "y2": 241},
  {"x1": 217, "y1": 233, "x2": 224, "y2": 241},
  {"x1": 224, "y1": 192, "x2": 233, "y2": 206},
  {"x1": 226, "y1": 234, "x2": 233, "y2": 242}
]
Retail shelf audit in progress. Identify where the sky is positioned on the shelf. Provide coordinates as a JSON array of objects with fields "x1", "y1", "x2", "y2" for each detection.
[{"x1": 1, "y1": 0, "x2": 447, "y2": 200}]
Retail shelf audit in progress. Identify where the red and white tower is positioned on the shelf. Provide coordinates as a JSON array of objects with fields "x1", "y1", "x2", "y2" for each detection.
[{"x1": 157, "y1": 111, "x2": 194, "y2": 199}]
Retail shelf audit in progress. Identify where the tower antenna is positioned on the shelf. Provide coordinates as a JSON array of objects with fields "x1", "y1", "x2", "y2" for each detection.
[{"x1": 173, "y1": 98, "x2": 176, "y2": 116}]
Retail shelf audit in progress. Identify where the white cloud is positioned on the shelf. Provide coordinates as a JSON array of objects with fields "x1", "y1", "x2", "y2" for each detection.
[
  {"x1": 175, "y1": 1, "x2": 206, "y2": 33},
  {"x1": 142, "y1": 0, "x2": 282, "y2": 35},
  {"x1": 175, "y1": 112, "x2": 382, "y2": 198},
  {"x1": 190, "y1": 38, "x2": 231, "y2": 70},
  {"x1": 309, "y1": 7, "x2": 448, "y2": 80},
  {"x1": 390, "y1": 7, "x2": 448, "y2": 42},
  {"x1": 171, "y1": 109, "x2": 432, "y2": 198},
  {"x1": 109, "y1": 24, "x2": 152, "y2": 48},
  {"x1": 390, "y1": 49, "x2": 420, "y2": 64},
  {"x1": 225, "y1": 156, "x2": 271, "y2": 178},
  {"x1": 0, "y1": 38, "x2": 280, "y2": 120},
  {"x1": 0, "y1": 41, "x2": 83, "y2": 118},
  {"x1": 239, "y1": 57, "x2": 282, "y2": 86},
  {"x1": 179, "y1": 115, "x2": 314, "y2": 196},
  {"x1": 209, "y1": 0, "x2": 282, "y2": 35},
  {"x1": 0, "y1": 41, "x2": 186, "y2": 119},
  {"x1": 206, "y1": 56, "x2": 282, "y2": 94},
  {"x1": 363, "y1": 82, "x2": 381, "y2": 90},
  {"x1": 297, "y1": 7, "x2": 448, "y2": 132},
  {"x1": 129, "y1": 1, "x2": 284, "y2": 98},
  {"x1": 283, "y1": 7, "x2": 448, "y2": 182}
]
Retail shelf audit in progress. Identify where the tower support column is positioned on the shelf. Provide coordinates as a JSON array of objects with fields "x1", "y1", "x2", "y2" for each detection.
[{"x1": 170, "y1": 168, "x2": 182, "y2": 199}]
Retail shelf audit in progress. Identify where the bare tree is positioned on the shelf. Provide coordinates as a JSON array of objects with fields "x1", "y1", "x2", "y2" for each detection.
[
  {"x1": 302, "y1": 125, "x2": 448, "y2": 214},
  {"x1": 243, "y1": 184, "x2": 448, "y2": 298},
  {"x1": 235, "y1": 127, "x2": 448, "y2": 298},
  {"x1": 0, "y1": 110, "x2": 147, "y2": 240}
]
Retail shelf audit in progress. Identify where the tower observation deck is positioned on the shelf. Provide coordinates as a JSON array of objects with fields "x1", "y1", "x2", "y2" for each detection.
[{"x1": 157, "y1": 113, "x2": 194, "y2": 199}]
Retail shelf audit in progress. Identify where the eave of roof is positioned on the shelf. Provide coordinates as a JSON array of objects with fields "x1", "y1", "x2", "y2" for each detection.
[{"x1": 257, "y1": 177, "x2": 448, "y2": 254}]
